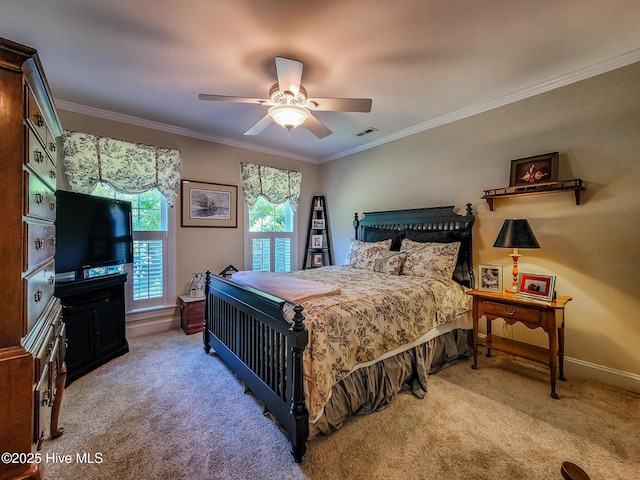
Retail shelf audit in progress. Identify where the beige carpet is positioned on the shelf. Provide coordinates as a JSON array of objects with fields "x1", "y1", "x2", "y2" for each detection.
[{"x1": 41, "y1": 329, "x2": 639, "y2": 479}]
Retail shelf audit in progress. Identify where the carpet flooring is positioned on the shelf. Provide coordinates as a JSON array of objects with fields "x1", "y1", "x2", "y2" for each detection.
[{"x1": 40, "y1": 329, "x2": 639, "y2": 479}]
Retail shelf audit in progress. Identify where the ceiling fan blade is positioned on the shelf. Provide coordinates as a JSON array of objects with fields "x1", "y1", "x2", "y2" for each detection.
[
  {"x1": 244, "y1": 114, "x2": 274, "y2": 136},
  {"x1": 309, "y1": 97, "x2": 372, "y2": 113},
  {"x1": 304, "y1": 113, "x2": 332, "y2": 139},
  {"x1": 199, "y1": 94, "x2": 267, "y2": 104},
  {"x1": 275, "y1": 57, "x2": 303, "y2": 95}
]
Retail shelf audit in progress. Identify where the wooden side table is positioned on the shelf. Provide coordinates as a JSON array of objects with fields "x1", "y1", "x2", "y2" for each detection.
[
  {"x1": 467, "y1": 289, "x2": 572, "y2": 399},
  {"x1": 179, "y1": 295, "x2": 205, "y2": 335}
]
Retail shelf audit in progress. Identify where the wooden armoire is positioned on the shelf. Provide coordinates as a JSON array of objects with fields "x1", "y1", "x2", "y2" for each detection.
[{"x1": 0, "y1": 38, "x2": 66, "y2": 480}]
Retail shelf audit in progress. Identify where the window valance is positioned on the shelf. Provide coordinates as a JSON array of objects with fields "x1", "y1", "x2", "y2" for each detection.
[
  {"x1": 63, "y1": 131, "x2": 182, "y2": 206},
  {"x1": 240, "y1": 162, "x2": 302, "y2": 212}
]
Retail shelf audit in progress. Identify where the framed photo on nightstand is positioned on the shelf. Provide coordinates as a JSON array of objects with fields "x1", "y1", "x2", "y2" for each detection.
[
  {"x1": 478, "y1": 264, "x2": 503, "y2": 292},
  {"x1": 517, "y1": 272, "x2": 555, "y2": 301}
]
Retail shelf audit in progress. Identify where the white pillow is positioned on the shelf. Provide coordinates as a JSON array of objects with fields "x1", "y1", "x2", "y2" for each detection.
[
  {"x1": 344, "y1": 239, "x2": 392, "y2": 270},
  {"x1": 399, "y1": 239, "x2": 460, "y2": 281}
]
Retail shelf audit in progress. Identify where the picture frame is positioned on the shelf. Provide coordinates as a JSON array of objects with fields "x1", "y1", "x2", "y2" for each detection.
[
  {"x1": 478, "y1": 264, "x2": 503, "y2": 292},
  {"x1": 509, "y1": 152, "x2": 559, "y2": 187},
  {"x1": 312, "y1": 218, "x2": 325, "y2": 230},
  {"x1": 311, "y1": 234, "x2": 324, "y2": 248},
  {"x1": 312, "y1": 253, "x2": 324, "y2": 267},
  {"x1": 181, "y1": 180, "x2": 237, "y2": 228},
  {"x1": 516, "y1": 272, "x2": 556, "y2": 301}
]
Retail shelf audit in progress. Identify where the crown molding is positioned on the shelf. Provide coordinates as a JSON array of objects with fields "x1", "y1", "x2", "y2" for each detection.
[
  {"x1": 323, "y1": 48, "x2": 640, "y2": 163},
  {"x1": 56, "y1": 48, "x2": 640, "y2": 165},
  {"x1": 54, "y1": 100, "x2": 321, "y2": 164}
]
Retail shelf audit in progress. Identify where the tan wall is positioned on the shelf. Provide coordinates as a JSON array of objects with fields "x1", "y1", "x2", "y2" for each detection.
[
  {"x1": 57, "y1": 111, "x2": 322, "y2": 297},
  {"x1": 322, "y1": 62, "x2": 640, "y2": 378}
]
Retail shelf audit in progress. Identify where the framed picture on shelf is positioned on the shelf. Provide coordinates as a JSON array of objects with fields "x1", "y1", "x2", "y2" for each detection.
[
  {"x1": 181, "y1": 180, "x2": 237, "y2": 228},
  {"x1": 311, "y1": 234, "x2": 323, "y2": 248},
  {"x1": 509, "y1": 152, "x2": 559, "y2": 187},
  {"x1": 312, "y1": 218, "x2": 325, "y2": 230},
  {"x1": 312, "y1": 253, "x2": 324, "y2": 267},
  {"x1": 516, "y1": 273, "x2": 556, "y2": 301},
  {"x1": 478, "y1": 264, "x2": 503, "y2": 292},
  {"x1": 314, "y1": 197, "x2": 324, "y2": 210}
]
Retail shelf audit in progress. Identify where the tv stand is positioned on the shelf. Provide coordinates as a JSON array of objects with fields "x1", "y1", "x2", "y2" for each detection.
[{"x1": 55, "y1": 274, "x2": 129, "y2": 385}]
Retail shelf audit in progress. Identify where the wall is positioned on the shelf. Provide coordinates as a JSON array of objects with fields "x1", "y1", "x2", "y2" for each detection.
[
  {"x1": 321, "y1": 62, "x2": 640, "y2": 391},
  {"x1": 56, "y1": 111, "x2": 322, "y2": 327}
]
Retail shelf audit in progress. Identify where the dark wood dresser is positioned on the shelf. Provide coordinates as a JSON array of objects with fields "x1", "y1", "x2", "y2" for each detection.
[{"x1": 0, "y1": 38, "x2": 65, "y2": 480}]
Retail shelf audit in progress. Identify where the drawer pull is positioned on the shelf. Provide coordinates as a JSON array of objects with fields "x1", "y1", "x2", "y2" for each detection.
[
  {"x1": 50, "y1": 236, "x2": 57, "y2": 246},
  {"x1": 49, "y1": 169, "x2": 56, "y2": 179},
  {"x1": 34, "y1": 238, "x2": 43, "y2": 250},
  {"x1": 503, "y1": 307, "x2": 517, "y2": 316},
  {"x1": 35, "y1": 113, "x2": 45, "y2": 127},
  {"x1": 49, "y1": 200, "x2": 56, "y2": 211},
  {"x1": 34, "y1": 289, "x2": 43, "y2": 302},
  {"x1": 48, "y1": 275, "x2": 55, "y2": 286},
  {"x1": 49, "y1": 142, "x2": 56, "y2": 152},
  {"x1": 35, "y1": 192, "x2": 44, "y2": 204},
  {"x1": 33, "y1": 150, "x2": 44, "y2": 163}
]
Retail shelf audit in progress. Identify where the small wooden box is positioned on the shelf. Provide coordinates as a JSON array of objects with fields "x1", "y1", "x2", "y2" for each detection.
[{"x1": 179, "y1": 295, "x2": 205, "y2": 335}]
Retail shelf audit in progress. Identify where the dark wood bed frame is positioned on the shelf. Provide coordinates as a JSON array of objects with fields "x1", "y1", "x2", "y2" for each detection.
[{"x1": 203, "y1": 204, "x2": 474, "y2": 463}]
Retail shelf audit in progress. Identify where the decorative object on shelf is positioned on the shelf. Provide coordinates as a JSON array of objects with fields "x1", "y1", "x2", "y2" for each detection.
[
  {"x1": 181, "y1": 180, "x2": 237, "y2": 228},
  {"x1": 510, "y1": 152, "x2": 559, "y2": 186},
  {"x1": 219, "y1": 264, "x2": 239, "y2": 278},
  {"x1": 493, "y1": 219, "x2": 540, "y2": 293},
  {"x1": 304, "y1": 195, "x2": 333, "y2": 269},
  {"x1": 517, "y1": 272, "x2": 556, "y2": 301},
  {"x1": 478, "y1": 264, "x2": 503, "y2": 292},
  {"x1": 189, "y1": 272, "x2": 205, "y2": 297}
]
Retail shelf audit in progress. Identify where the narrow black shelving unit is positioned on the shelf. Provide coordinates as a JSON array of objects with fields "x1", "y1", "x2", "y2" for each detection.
[{"x1": 303, "y1": 195, "x2": 333, "y2": 269}]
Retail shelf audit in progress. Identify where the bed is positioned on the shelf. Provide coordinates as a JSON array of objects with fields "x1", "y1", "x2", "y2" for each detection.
[{"x1": 203, "y1": 204, "x2": 475, "y2": 462}]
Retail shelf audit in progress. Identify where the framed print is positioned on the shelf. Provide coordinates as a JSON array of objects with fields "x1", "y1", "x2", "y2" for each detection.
[
  {"x1": 312, "y1": 253, "x2": 324, "y2": 267},
  {"x1": 478, "y1": 264, "x2": 503, "y2": 292},
  {"x1": 311, "y1": 234, "x2": 323, "y2": 248},
  {"x1": 516, "y1": 273, "x2": 556, "y2": 301},
  {"x1": 509, "y1": 152, "x2": 559, "y2": 187},
  {"x1": 312, "y1": 218, "x2": 325, "y2": 230},
  {"x1": 181, "y1": 180, "x2": 237, "y2": 228}
]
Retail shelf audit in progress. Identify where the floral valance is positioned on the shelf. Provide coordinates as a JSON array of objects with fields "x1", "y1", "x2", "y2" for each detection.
[
  {"x1": 240, "y1": 162, "x2": 302, "y2": 212},
  {"x1": 63, "y1": 131, "x2": 182, "y2": 206}
]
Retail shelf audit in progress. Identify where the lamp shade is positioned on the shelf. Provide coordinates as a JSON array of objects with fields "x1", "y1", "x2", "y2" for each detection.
[
  {"x1": 493, "y1": 219, "x2": 540, "y2": 249},
  {"x1": 268, "y1": 104, "x2": 309, "y2": 131}
]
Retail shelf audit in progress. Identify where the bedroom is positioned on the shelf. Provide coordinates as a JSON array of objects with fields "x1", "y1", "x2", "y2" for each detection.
[{"x1": 1, "y1": 1, "x2": 639, "y2": 479}]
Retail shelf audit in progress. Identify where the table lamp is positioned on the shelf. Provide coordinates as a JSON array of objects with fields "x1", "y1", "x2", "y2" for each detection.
[{"x1": 493, "y1": 219, "x2": 540, "y2": 293}]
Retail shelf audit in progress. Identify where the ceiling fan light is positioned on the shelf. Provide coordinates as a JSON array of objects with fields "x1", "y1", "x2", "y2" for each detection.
[{"x1": 268, "y1": 104, "x2": 309, "y2": 131}]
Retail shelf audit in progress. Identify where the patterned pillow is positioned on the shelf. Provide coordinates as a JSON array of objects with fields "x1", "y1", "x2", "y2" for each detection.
[
  {"x1": 371, "y1": 250, "x2": 408, "y2": 275},
  {"x1": 344, "y1": 239, "x2": 392, "y2": 270},
  {"x1": 399, "y1": 239, "x2": 461, "y2": 281}
]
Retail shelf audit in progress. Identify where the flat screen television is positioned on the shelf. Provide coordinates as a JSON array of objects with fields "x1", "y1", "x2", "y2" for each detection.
[{"x1": 55, "y1": 190, "x2": 133, "y2": 281}]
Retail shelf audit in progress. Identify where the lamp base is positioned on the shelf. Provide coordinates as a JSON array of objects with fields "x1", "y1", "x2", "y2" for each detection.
[{"x1": 504, "y1": 285, "x2": 517, "y2": 294}]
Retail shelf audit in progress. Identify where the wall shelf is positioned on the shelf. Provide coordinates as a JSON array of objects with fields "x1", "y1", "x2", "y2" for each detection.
[{"x1": 482, "y1": 179, "x2": 586, "y2": 211}]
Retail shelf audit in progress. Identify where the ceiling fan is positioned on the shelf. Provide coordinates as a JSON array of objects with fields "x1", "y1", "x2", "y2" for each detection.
[{"x1": 198, "y1": 57, "x2": 372, "y2": 139}]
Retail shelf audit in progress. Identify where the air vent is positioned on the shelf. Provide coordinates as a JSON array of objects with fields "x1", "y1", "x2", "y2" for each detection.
[{"x1": 356, "y1": 127, "x2": 378, "y2": 137}]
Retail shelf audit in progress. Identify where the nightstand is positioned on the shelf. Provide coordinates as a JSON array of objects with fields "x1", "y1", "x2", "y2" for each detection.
[
  {"x1": 178, "y1": 295, "x2": 205, "y2": 335},
  {"x1": 467, "y1": 289, "x2": 572, "y2": 399}
]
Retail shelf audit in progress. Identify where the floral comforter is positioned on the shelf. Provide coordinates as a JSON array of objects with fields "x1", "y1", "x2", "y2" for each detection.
[{"x1": 284, "y1": 266, "x2": 472, "y2": 422}]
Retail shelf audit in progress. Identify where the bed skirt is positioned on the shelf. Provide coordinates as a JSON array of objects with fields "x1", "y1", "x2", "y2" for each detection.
[{"x1": 310, "y1": 328, "x2": 472, "y2": 437}]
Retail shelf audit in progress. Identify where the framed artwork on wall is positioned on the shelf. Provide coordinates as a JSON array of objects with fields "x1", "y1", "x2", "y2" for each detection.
[
  {"x1": 516, "y1": 273, "x2": 556, "y2": 301},
  {"x1": 509, "y1": 152, "x2": 559, "y2": 186},
  {"x1": 478, "y1": 264, "x2": 503, "y2": 292},
  {"x1": 181, "y1": 180, "x2": 237, "y2": 227}
]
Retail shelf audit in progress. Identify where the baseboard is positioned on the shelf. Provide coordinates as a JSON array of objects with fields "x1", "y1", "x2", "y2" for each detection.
[
  {"x1": 126, "y1": 315, "x2": 180, "y2": 338},
  {"x1": 477, "y1": 333, "x2": 640, "y2": 395},
  {"x1": 565, "y1": 357, "x2": 640, "y2": 395}
]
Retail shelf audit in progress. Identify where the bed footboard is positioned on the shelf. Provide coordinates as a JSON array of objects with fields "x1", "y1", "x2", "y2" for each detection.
[{"x1": 202, "y1": 271, "x2": 309, "y2": 462}]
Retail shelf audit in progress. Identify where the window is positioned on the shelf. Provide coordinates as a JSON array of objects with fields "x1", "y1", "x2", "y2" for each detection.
[
  {"x1": 92, "y1": 184, "x2": 169, "y2": 311},
  {"x1": 247, "y1": 197, "x2": 296, "y2": 272}
]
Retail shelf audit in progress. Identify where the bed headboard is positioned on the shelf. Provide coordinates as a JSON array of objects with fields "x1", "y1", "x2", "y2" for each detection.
[{"x1": 353, "y1": 204, "x2": 475, "y2": 288}]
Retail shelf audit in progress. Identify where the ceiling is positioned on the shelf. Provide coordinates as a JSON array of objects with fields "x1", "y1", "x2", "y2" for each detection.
[{"x1": 2, "y1": 1, "x2": 639, "y2": 163}]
